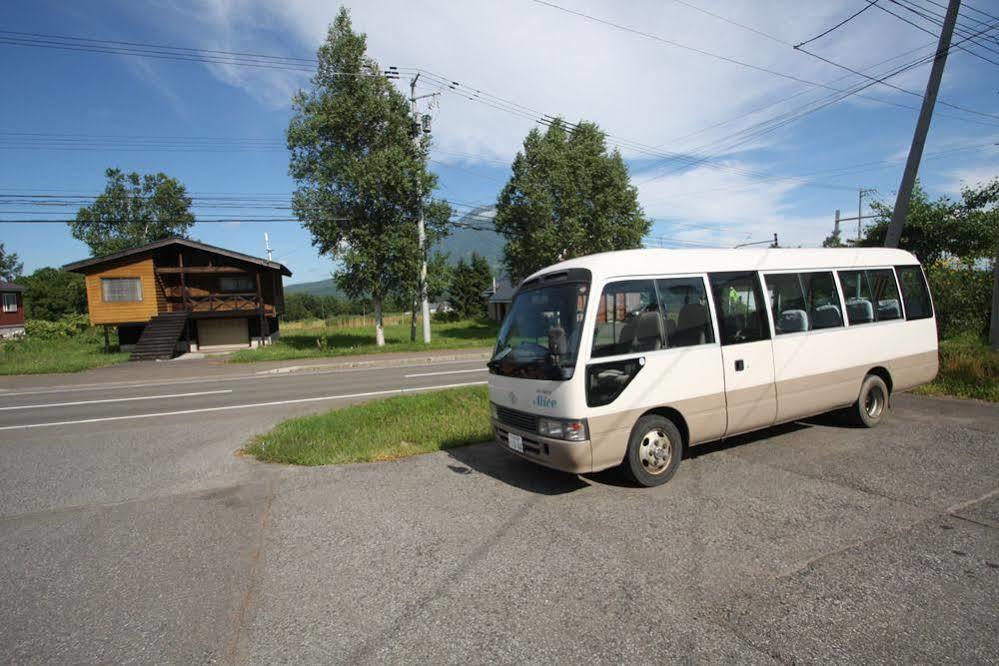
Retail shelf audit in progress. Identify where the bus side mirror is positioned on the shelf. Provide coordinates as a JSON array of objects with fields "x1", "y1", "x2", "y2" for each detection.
[{"x1": 548, "y1": 327, "x2": 566, "y2": 356}]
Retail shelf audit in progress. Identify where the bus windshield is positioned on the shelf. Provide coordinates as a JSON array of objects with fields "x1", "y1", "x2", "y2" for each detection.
[{"x1": 489, "y1": 282, "x2": 589, "y2": 380}]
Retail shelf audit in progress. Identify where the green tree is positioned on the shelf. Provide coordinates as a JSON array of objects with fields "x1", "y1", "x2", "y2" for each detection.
[
  {"x1": 403, "y1": 248, "x2": 454, "y2": 340},
  {"x1": 494, "y1": 119, "x2": 651, "y2": 281},
  {"x1": 822, "y1": 223, "x2": 844, "y2": 248},
  {"x1": 860, "y1": 179, "x2": 998, "y2": 264},
  {"x1": 449, "y1": 252, "x2": 493, "y2": 319},
  {"x1": 70, "y1": 168, "x2": 195, "y2": 256},
  {"x1": 20, "y1": 267, "x2": 87, "y2": 320},
  {"x1": 0, "y1": 243, "x2": 23, "y2": 281},
  {"x1": 287, "y1": 7, "x2": 450, "y2": 346}
]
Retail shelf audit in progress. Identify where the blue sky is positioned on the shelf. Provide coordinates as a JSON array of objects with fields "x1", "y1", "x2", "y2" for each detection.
[{"x1": 1, "y1": 0, "x2": 996, "y2": 284}]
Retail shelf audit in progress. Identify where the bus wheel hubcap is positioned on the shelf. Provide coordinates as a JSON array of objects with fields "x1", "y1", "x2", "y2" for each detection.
[
  {"x1": 865, "y1": 385, "x2": 885, "y2": 418},
  {"x1": 639, "y1": 430, "x2": 672, "y2": 474}
]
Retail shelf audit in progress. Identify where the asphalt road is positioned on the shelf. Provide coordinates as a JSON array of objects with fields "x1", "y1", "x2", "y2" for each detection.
[{"x1": 0, "y1": 357, "x2": 997, "y2": 664}]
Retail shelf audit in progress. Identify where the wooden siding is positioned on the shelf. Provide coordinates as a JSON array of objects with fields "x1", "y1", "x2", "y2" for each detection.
[
  {"x1": 84, "y1": 256, "x2": 160, "y2": 325},
  {"x1": 0, "y1": 292, "x2": 24, "y2": 327}
]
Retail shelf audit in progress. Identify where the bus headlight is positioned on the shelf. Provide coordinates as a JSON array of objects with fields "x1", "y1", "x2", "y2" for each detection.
[
  {"x1": 490, "y1": 403, "x2": 499, "y2": 419},
  {"x1": 538, "y1": 417, "x2": 588, "y2": 441}
]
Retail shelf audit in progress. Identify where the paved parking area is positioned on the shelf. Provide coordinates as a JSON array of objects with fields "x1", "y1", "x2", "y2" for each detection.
[{"x1": 1, "y1": 381, "x2": 996, "y2": 663}]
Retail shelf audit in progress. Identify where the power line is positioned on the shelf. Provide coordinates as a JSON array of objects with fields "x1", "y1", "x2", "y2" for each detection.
[
  {"x1": 636, "y1": 24, "x2": 999, "y2": 186},
  {"x1": 794, "y1": 1, "x2": 881, "y2": 48},
  {"x1": 870, "y1": 0, "x2": 999, "y2": 66},
  {"x1": 666, "y1": 0, "x2": 792, "y2": 46}
]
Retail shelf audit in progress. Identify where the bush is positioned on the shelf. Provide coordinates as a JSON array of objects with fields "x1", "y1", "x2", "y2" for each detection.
[
  {"x1": 24, "y1": 314, "x2": 93, "y2": 339},
  {"x1": 432, "y1": 310, "x2": 461, "y2": 323},
  {"x1": 924, "y1": 262, "x2": 991, "y2": 340}
]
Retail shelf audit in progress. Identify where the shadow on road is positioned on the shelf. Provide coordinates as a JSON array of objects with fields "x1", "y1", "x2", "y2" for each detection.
[
  {"x1": 446, "y1": 444, "x2": 590, "y2": 495},
  {"x1": 445, "y1": 413, "x2": 870, "y2": 494}
]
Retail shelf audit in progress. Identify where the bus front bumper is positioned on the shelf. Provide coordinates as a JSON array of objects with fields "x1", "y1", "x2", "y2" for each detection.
[{"x1": 491, "y1": 419, "x2": 592, "y2": 474}]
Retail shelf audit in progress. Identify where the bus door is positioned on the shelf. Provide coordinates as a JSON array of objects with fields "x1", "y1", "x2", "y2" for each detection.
[{"x1": 708, "y1": 272, "x2": 777, "y2": 436}]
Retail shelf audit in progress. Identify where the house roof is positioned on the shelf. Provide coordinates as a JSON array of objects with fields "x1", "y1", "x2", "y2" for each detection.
[
  {"x1": 62, "y1": 237, "x2": 292, "y2": 277},
  {"x1": 0, "y1": 281, "x2": 25, "y2": 292},
  {"x1": 487, "y1": 279, "x2": 515, "y2": 303}
]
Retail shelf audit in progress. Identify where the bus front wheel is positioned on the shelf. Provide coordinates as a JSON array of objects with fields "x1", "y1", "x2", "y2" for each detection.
[
  {"x1": 852, "y1": 374, "x2": 890, "y2": 428},
  {"x1": 622, "y1": 415, "x2": 683, "y2": 487}
]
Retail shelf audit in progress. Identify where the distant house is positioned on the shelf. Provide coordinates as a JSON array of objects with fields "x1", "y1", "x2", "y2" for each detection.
[
  {"x1": 0, "y1": 281, "x2": 26, "y2": 338},
  {"x1": 64, "y1": 237, "x2": 291, "y2": 361},
  {"x1": 483, "y1": 278, "x2": 514, "y2": 322}
]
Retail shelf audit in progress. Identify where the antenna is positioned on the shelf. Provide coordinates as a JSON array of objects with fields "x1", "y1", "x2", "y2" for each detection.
[{"x1": 264, "y1": 232, "x2": 272, "y2": 261}]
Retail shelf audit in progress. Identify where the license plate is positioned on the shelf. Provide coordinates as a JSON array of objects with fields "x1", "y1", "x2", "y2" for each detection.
[{"x1": 507, "y1": 433, "x2": 524, "y2": 452}]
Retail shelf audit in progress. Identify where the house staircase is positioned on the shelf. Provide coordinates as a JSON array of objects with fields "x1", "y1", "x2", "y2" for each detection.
[{"x1": 129, "y1": 311, "x2": 190, "y2": 361}]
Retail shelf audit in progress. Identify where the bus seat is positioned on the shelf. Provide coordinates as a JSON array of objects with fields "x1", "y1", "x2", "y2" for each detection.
[
  {"x1": 664, "y1": 318, "x2": 677, "y2": 342},
  {"x1": 673, "y1": 303, "x2": 708, "y2": 346},
  {"x1": 617, "y1": 318, "x2": 639, "y2": 354},
  {"x1": 777, "y1": 309, "x2": 809, "y2": 333},
  {"x1": 811, "y1": 304, "x2": 842, "y2": 329},
  {"x1": 877, "y1": 299, "x2": 901, "y2": 320},
  {"x1": 634, "y1": 311, "x2": 664, "y2": 351},
  {"x1": 846, "y1": 298, "x2": 874, "y2": 323}
]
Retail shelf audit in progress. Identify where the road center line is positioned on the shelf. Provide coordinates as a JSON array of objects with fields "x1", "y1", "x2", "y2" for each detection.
[
  {"x1": 0, "y1": 390, "x2": 233, "y2": 412},
  {"x1": 0, "y1": 357, "x2": 488, "y2": 398},
  {"x1": 404, "y1": 368, "x2": 487, "y2": 378},
  {"x1": 0, "y1": 381, "x2": 487, "y2": 431}
]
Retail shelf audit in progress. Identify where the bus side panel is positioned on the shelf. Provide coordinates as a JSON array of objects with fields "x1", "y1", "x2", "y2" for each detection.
[
  {"x1": 587, "y1": 346, "x2": 727, "y2": 471},
  {"x1": 886, "y1": 318, "x2": 939, "y2": 391},
  {"x1": 772, "y1": 329, "x2": 863, "y2": 421},
  {"x1": 773, "y1": 311, "x2": 938, "y2": 420}
]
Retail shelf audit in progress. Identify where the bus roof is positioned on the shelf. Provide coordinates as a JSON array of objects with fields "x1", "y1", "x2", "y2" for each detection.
[{"x1": 521, "y1": 247, "x2": 921, "y2": 285}]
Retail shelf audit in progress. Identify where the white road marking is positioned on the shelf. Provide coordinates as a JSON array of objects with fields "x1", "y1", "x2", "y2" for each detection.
[
  {"x1": 0, "y1": 358, "x2": 488, "y2": 398},
  {"x1": 0, "y1": 390, "x2": 233, "y2": 412},
  {"x1": 404, "y1": 368, "x2": 487, "y2": 378},
  {"x1": 0, "y1": 381, "x2": 488, "y2": 431}
]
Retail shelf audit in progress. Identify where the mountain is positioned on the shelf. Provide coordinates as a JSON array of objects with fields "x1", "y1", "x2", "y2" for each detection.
[
  {"x1": 285, "y1": 278, "x2": 343, "y2": 297},
  {"x1": 435, "y1": 205, "x2": 504, "y2": 270},
  {"x1": 285, "y1": 205, "x2": 505, "y2": 296}
]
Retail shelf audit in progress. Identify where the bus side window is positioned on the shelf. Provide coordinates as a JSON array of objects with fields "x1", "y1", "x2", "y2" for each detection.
[
  {"x1": 708, "y1": 272, "x2": 770, "y2": 345},
  {"x1": 801, "y1": 271, "x2": 843, "y2": 329},
  {"x1": 895, "y1": 265, "x2": 933, "y2": 320},
  {"x1": 591, "y1": 280, "x2": 663, "y2": 358},
  {"x1": 868, "y1": 269, "x2": 903, "y2": 321},
  {"x1": 764, "y1": 273, "x2": 808, "y2": 334},
  {"x1": 655, "y1": 277, "x2": 714, "y2": 347},
  {"x1": 838, "y1": 270, "x2": 875, "y2": 325}
]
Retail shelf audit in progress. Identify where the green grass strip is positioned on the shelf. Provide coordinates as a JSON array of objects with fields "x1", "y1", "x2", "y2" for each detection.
[{"x1": 245, "y1": 385, "x2": 493, "y2": 465}]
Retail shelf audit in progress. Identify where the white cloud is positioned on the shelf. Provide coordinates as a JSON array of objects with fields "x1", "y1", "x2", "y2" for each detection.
[{"x1": 135, "y1": 0, "x2": 944, "y2": 161}]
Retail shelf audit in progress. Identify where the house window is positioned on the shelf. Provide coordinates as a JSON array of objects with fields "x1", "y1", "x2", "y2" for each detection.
[
  {"x1": 2, "y1": 293, "x2": 16, "y2": 313},
  {"x1": 101, "y1": 277, "x2": 143, "y2": 302},
  {"x1": 219, "y1": 276, "x2": 255, "y2": 293}
]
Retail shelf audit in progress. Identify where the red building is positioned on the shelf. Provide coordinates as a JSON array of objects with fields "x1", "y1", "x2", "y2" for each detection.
[{"x1": 0, "y1": 281, "x2": 26, "y2": 338}]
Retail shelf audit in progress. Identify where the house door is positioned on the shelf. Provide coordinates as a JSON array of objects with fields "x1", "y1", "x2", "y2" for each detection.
[
  {"x1": 708, "y1": 271, "x2": 777, "y2": 436},
  {"x1": 198, "y1": 318, "x2": 250, "y2": 347}
]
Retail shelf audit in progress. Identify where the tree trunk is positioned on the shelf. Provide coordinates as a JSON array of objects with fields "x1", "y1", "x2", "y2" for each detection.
[
  {"x1": 373, "y1": 296, "x2": 385, "y2": 347},
  {"x1": 410, "y1": 295, "x2": 418, "y2": 342},
  {"x1": 990, "y1": 242, "x2": 999, "y2": 352}
]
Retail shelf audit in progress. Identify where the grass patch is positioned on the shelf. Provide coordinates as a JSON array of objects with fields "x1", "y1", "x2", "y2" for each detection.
[
  {"x1": 913, "y1": 335, "x2": 998, "y2": 402},
  {"x1": 228, "y1": 317, "x2": 498, "y2": 363},
  {"x1": 246, "y1": 385, "x2": 492, "y2": 465},
  {"x1": 0, "y1": 334, "x2": 128, "y2": 375}
]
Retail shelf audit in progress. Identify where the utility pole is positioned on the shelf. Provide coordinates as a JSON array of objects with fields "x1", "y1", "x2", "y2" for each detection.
[
  {"x1": 991, "y1": 242, "x2": 999, "y2": 352},
  {"x1": 857, "y1": 188, "x2": 876, "y2": 241},
  {"x1": 410, "y1": 73, "x2": 437, "y2": 344},
  {"x1": 264, "y1": 232, "x2": 272, "y2": 262},
  {"x1": 885, "y1": 0, "x2": 960, "y2": 248}
]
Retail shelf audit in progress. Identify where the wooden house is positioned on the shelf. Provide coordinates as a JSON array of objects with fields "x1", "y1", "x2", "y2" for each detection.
[
  {"x1": 64, "y1": 238, "x2": 291, "y2": 360},
  {"x1": 0, "y1": 281, "x2": 26, "y2": 338}
]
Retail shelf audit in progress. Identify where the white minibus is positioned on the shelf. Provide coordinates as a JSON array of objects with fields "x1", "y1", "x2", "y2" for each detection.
[{"x1": 487, "y1": 248, "x2": 938, "y2": 486}]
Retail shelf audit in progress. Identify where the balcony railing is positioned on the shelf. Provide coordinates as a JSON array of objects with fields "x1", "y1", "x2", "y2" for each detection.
[{"x1": 166, "y1": 292, "x2": 262, "y2": 313}]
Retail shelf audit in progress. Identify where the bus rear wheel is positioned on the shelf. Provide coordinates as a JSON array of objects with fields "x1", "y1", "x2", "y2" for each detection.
[
  {"x1": 851, "y1": 373, "x2": 890, "y2": 428},
  {"x1": 622, "y1": 415, "x2": 683, "y2": 487}
]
